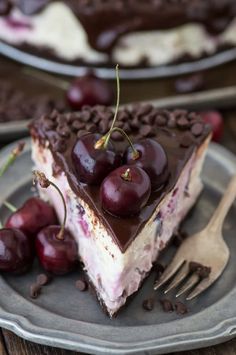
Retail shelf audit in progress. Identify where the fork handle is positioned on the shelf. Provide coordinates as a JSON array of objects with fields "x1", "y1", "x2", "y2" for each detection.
[{"x1": 207, "y1": 175, "x2": 236, "y2": 234}]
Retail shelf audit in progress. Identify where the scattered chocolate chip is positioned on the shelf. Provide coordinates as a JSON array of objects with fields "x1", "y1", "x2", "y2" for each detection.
[
  {"x1": 156, "y1": 115, "x2": 167, "y2": 126},
  {"x1": 123, "y1": 122, "x2": 131, "y2": 134},
  {"x1": 139, "y1": 124, "x2": 152, "y2": 137},
  {"x1": 175, "y1": 301, "x2": 188, "y2": 315},
  {"x1": 175, "y1": 74, "x2": 205, "y2": 94},
  {"x1": 191, "y1": 122, "x2": 204, "y2": 137},
  {"x1": 177, "y1": 117, "x2": 190, "y2": 130},
  {"x1": 130, "y1": 117, "x2": 140, "y2": 130},
  {"x1": 75, "y1": 279, "x2": 88, "y2": 292},
  {"x1": 189, "y1": 262, "x2": 211, "y2": 279},
  {"x1": 160, "y1": 299, "x2": 174, "y2": 313},
  {"x1": 180, "y1": 133, "x2": 194, "y2": 148},
  {"x1": 99, "y1": 119, "x2": 109, "y2": 134},
  {"x1": 142, "y1": 298, "x2": 154, "y2": 311},
  {"x1": 50, "y1": 109, "x2": 59, "y2": 120},
  {"x1": 30, "y1": 283, "x2": 41, "y2": 299},
  {"x1": 36, "y1": 273, "x2": 51, "y2": 286},
  {"x1": 80, "y1": 111, "x2": 91, "y2": 122},
  {"x1": 153, "y1": 262, "x2": 165, "y2": 281}
]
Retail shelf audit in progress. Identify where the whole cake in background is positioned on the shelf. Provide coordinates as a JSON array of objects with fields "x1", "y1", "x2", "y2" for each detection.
[{"x1": 0, "y1": 0, "x2": 236, "y2": 67}]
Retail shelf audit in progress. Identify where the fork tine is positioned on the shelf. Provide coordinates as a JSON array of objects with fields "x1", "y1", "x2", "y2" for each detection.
[
  {"x1": 154, "y1": 259, "x2": 185, "y2": 290},
  {"x1": 186, "y1": 277, "x2": 213, "y2": 300},
  {"x1": 176, "y1": 274, "x2": 199, "y2": 298},
  {"x1": 164, "y1": 262, "x2": 189, "y2": 294}
]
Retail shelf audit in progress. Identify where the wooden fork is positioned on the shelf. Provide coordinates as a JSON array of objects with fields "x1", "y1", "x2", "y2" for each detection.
[{"x1": 154, "y1": 175, "x2": 236, "y2": 300}]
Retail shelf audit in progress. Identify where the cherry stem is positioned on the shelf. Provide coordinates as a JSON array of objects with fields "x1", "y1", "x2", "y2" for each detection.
[
  {"x1": 121, "y1": 168, "x2": 132, "y2": 182},
  {"x1": 0, "y1": 221, "x2": 2, "y2": 229},
  {"x1": 94, "y1": 65, "x2": 139, "y2": 160},
  {"x1": 0, "y1": 141, "x2": 25, "y2": 177},
  {"x1": 3, "y1": 201, "x2": 17, "y2": 213},
  {"x1": 23, "y1": 67, "x2": 69, "y2": 91},
  {"x1": 33, "y1": 171, "x2": 67, "y2": 240}
]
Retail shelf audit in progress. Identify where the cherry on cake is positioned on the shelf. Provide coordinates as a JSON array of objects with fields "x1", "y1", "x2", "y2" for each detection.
[
  {"x1": 0, "y1": 0, "x2": 236, "y2": 67},
  {"x1": 30, "y1": 104, "x2": 211, "y2": 317}
]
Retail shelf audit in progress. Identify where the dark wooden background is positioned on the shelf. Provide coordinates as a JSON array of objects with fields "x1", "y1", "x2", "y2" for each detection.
[{"x1": 0, "y1": 55, "x2": 236, "y2": 355}]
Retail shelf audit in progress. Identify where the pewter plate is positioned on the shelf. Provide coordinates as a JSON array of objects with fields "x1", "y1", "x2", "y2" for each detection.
[
  {"x1": 0, "y1": 139, "x2": 236, "y2": 355},
  {"x1": 1, "y1": 41, "x2": 236, "y2": 80}
]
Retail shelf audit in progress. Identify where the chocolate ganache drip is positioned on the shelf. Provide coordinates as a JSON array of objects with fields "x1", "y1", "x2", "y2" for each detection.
[{"x1": 2, "y1": 0, "x2": 236, "y2": 53}]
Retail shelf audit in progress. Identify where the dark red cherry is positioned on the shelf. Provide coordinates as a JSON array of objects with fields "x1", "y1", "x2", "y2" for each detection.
[
  {"x1": 201, "y1": 111, "x2": 223, "y2": 142},
  {"x1": 36, "y1": 226, "x2": 78, "y2": 275},
  {"x1": 72, "y1": 133, "x2": 121, "y2": 185},
  {"x1": 100, "y1": 165, "x2": 151, "y2": 217},
  {"x1": 5, "y1": 197, "x2": 57, "y2": 237},
  {"x1": 66, "y1": 74, "x2": 113, "y2": 110},
  {"x1": 124, "y1": 138, "x2": 169, "y2": 190},
  {"x1": 0, "y1": 228, "x2": 33, "y2": 274}
]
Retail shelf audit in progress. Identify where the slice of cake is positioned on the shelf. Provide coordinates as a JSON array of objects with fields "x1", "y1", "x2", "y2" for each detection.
[
  {"x1": 30, "y1": 105, "x2": 211, "y2": 317},
  {"x1": 0, "y1": 0, "x2": 236, "y2": 67}
]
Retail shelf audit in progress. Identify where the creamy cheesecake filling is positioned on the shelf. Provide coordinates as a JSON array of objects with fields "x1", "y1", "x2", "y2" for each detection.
[
  {"x1": 32, "y1": 137, "x2": 208, "y2": 316},
  {"x1": 0, "y1": 2, "x2": 236, "y2": 66}
]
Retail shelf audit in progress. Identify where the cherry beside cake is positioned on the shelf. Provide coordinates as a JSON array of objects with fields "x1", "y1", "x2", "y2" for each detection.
[
  {"x1": 30, "y1": 104, "x2": 211, "y2": 317},
  {"x1": 0, "y1": 0, "x2": 236, "y2": 67}
]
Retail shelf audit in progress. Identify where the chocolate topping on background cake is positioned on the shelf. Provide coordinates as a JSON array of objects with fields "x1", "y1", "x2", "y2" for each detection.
[
  {"x1": 30, "y1": 105, "x2": 211, "y2": 252},
  {"x1": 2, "y1": 0, "x2": 236, "y2": 54}
]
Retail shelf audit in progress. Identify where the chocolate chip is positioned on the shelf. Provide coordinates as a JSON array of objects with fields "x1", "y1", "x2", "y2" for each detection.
[
  {"x1": 50, "y1": 109, "x2": 59, "y2": 120},
  {"x1": 130, "y1": 117, "x2": 139, "y2": 130},
  {"x1": 36, "y1": 274, "x2": 51, "y2": 286},
  {"x1": 139, "y1": 124, "x2": 152, "y2": 137},
  {"x1": 57, "y1": 125, "x2": 71, "y2": 138},
  {"x1": 99, "y1": 119, "x2": 109, "y2": 134},
  {"x1": 43, "y1": 119, "x2": 56, "y2": 131},
  {"x1": 123, "y1": 122, "x2": 131, "y2": 134},
  {"x1": 111, "y1": 131, "x2": 123, "y2": 141},
  {"x1": 92, "y1": 115, "x2": 100, "y2": 124},
  {"x1": 160, "y1": 299, "x2": 174, "y2": 313},
  {"x1": 142, "y1": 298, "x2": 154, "y2": 311},
  {"x1": 71, "y1": 120, "x2": 85, "y2": 132},
  {"x1": 30, "y1": 283, "x2": 41, "y2": 299},
  {"x1": 191, "y1": 122, "x2": 204, "y2": 137},
  {"x1": 180, "y1": 133, "x2": 194, "y2": 148},
  {"x1": 86, "y1": 123, "x2": 96, "y2": 133},
  {"x1": 177, "y1": 117, "x2": 190, "y2": 130},
  {"x1": 77, "y1": 130, "x2": 88, "y2": 138},
  {"x1": 75, "y1": 279, "x2": 88, "y2": 292},
  {"x1": 56, "y1": 115, "x2": 66, "y2": 125},
  {"x1": 175, "y1": 301, "x2": 188, "y2": 315},
  {"x1": 81, "y1": 111, "x2": 91, "y2": 122},
  {"x1": 189, "y1": 262, "x2": 211, "y2": 279},
  {"x1": 52, "y1": 139, "x2": 67, "y2": 153},
  {"x1": 156, "y1": 115, "x2": 167, "y2": 126},
  {"x1": 136, "y1": 104, "x2": 153, "y2": 117}
]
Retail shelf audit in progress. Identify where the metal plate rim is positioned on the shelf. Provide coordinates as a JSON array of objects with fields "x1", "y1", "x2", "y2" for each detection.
[{"x1": 1, "y1": 41, "x2": 236, "y2": 80}]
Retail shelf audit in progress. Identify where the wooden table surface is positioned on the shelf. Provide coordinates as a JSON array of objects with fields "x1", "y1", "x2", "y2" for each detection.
[{"x1": 0, "y1": 55, "x2": 236, "y2": 355}]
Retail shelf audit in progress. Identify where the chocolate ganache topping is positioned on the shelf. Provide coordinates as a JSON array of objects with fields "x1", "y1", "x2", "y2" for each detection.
[
  {"x1": 2, "y1": 0, "x2": 236, "y2": 53},
  {"x1": 30, "y1": 105, "x2": 211, "y2": 252}
]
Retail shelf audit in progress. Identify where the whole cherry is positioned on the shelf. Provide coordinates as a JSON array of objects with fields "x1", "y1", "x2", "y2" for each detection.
[
  {"x1": 100, "y1": 165, "x2": 151, "y2": 217},
  {"x1": 5, "y1": 197, "x2": 57, "y2": 237},
  {"x1": 34, "y1": 171, "x2": 78, "y2": 275},
  {"x1": 201, "y1": 111, "x2": 224, "y2": 142},
  {"x1": 66, "y1": 74, "x2": 113, "y2": 110},
  {"x1": 0, "y1": 228, "x2": 33, "y2": 274},
  {"x1": 124, "y1": 138, "x2": 169, "y2": 190},
  {"x1": 72, "y1": 133, "x2": 121, "y2": 185},
  {"x1": 72, "y1": 65, "x2": 123, "y2": 185}
]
